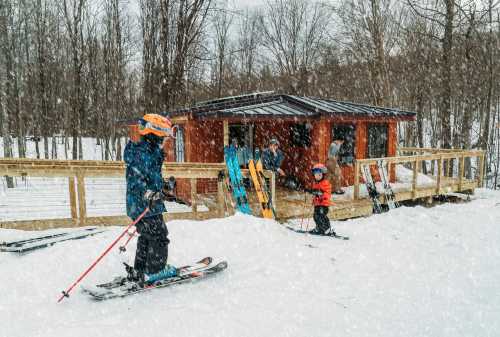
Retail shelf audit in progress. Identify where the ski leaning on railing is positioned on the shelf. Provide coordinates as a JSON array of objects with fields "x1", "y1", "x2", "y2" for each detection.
[
  {"x1": 248, "y1": 159, "x2": 274, "y2": 219},
  {"x1": 377, "y1": 160, "x2": 400, "y2": 209},
  {"x1": 224, "y1": 146, "x2": 252, "y2": 215},
  {"x1": 361, "y1": 164, "x2": 384, "y2": 214}
]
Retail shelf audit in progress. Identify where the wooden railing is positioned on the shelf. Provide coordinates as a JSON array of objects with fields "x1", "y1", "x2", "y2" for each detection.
[
  {"x1": 353, "y1": 149, "x2": 485, "y2": 201},
  {"x1": 0, "y1": 158, "x2": 275, "y2": 230}
]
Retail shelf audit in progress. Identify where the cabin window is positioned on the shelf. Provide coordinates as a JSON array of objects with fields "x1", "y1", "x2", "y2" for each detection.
[
  {"x1": 332, "y1": 124, "x2": 355, "y2": 164},
  {"x1": 175, "y1": 126, "x2": 185, "y2": 162},
  {"x1": 290, "y1": 123, "x2": 312, "y2": 147},
  {"x1": 367, "y1": 124, "x2": 388, "y2": 158}
]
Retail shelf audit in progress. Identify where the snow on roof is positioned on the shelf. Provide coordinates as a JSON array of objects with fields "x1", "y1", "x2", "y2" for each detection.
[{"x1": 167, "y1": 92, "x2": 417, "y2": 119}]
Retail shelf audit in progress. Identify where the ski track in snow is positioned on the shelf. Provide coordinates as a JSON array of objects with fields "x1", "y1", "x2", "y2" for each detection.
[{"x1": 0, "y1": 189, "x2": 500, "y2": 337}]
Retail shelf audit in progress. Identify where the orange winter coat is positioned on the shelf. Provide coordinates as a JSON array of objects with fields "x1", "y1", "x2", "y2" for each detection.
[{"x1": 312, "y1": 179, "x2": 332, "y2": 207}]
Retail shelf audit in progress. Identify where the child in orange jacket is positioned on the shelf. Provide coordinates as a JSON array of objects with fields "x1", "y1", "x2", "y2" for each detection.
[{"x1": 306, "y1": 163, "x2": 336, "y2": 235}]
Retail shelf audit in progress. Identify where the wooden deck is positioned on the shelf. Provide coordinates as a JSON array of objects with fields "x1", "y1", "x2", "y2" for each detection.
[
  {"x1": 0, "y1": 147, "x2": 485, "y2": 229},
  {"x1": 258, "y1": 175, "x2": 480, "y2": 222}
]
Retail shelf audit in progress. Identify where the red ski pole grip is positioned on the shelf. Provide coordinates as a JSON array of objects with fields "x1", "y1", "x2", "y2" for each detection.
[{"x1": 57, "y1": 207, "x2": 149, "y2": 303}]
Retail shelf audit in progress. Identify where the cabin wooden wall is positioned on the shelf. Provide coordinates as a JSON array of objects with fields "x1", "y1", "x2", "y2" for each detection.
[{"x1": 128, "y1": 117, "x2": 399, "y2": 200}]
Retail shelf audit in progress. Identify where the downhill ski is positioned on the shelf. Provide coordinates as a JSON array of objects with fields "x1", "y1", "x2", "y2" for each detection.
[
  {"x1": 1, "y1": 227, "x2": 106, "y2": 253},
  {"x1": 82, "y1": 260, "x2": 228, "y2": 301},
  {"x1": 362, "y1": 165, "x2": 383, "y2": 214},
  {"x1": 224, "y1": 146, "x2": 252, "y2": 215},
  {"x1": 95, "y1": 257, "x2": 214, "y2": 290},
  {"x1": 377, "y1": 160, "x2": 399, "y2": 209},
  {"x1": 248, "y1": 159, "x2": 274, "y2": 219},
  {"x1": 285, "y1": 226, "x2": 349, "y2": 240}
]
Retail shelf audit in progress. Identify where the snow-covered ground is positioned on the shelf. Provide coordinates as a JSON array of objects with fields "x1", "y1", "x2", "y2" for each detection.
[{"x1": 1, "y1": 188, "x2": 499, "y2": 337}]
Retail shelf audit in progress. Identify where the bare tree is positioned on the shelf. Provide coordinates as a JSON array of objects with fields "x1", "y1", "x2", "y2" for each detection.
[{"x1": 260, "y1": 0, "x2": 333, "y2": 95}]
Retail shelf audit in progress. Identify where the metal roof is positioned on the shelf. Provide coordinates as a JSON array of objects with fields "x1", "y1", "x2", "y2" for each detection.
[{"x1": 168, "y1": 92, "x2": 416, "y2": 120}]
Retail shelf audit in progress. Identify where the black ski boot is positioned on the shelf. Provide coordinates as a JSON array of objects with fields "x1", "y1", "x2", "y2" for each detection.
[{"x1": 124, "y1": 263, "x2": 145, "y2": 287}]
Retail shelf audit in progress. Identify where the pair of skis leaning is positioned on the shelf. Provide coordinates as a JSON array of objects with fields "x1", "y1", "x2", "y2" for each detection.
[
  {"x1": 248, "y1": 159, "x2": 275, "y2": 219},
  {"x1": 82, "y1": 256, "x2": 228, "y2": 300},
  {"x1": 361, "y1": 160, "x2": 399, "y2": 214},
  {"x1": 224, "y1": 146, "x2": 252, "y2": 215}
]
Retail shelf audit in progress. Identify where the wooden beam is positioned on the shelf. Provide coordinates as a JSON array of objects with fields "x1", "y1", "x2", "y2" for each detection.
[
  {"x1": 271, "y1": 172, "x2": 277, "y2": 212},
  {"x1": 217, "y1": 177, "x2": 225, "y2": 217},
  {"x1": 76, "y1": 173, "x2": 87, "y2": 226},
  {"x1": 459, "y1": 154, "x2": 465, "y2": 191},
  {"x1": 68, "y1": 177, "x2": 78, "y2": 222},
  {"x1": 354, "y1": 160, "x2": 360, "y2": 200},
  {"x1": 412, "y1": 160, "x2": 418, "y2": 200},
  {"x1": 190, "y1": 178, "x2": 198, "y2": 218},
  {"x1": 478, "y1": 153, "x2": 485, "y2": 187},
  {"x1": 223, "y1": 120, "x2": 229, "y2": 146},
  {"x1": 436, "y1": 156, "x2": 443, "y2": 194}
]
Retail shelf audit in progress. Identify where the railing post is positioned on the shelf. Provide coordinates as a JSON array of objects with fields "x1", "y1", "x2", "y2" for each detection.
[
  {"x1": 354, "y1": 160, "x2": 360, "y2": 200},
  {"x1": 76, "y1": 172, "x2": 87, "y2": 226},
  {"x1": 217, "y1": 177, "x2": 225, "y2": 217},
  {"x1": 271, "y1": 171, "x2": 276, "y2": 213},
  {"x1": 190, "y1": 178, "x2": 198, "y2": 218},
  {"x1": 478, "y1": 152, "x2": 485, "y2": 187},
  {"x1": 436, "y1": 155, "x2": 443, "y2": 194},
  {"x1": 68, "y1": 177, "x2": 78, "y2": 225},
  {"x1": 459, "y1": 154, "x2": 465, "y2": 191},
  {"x1": 412, "y1": 159, "x2": 418, "y2": 200}
]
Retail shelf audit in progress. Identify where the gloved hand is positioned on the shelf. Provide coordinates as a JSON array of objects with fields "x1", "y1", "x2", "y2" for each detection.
[
  {"x1": 162, "y1": 176, "x2": 176, "y2": 197},
  {"x1": 311, "y1": 189, "x2": 323, "y2": 197},
  {"x1": 144, "y1": 190, "x2": 163, "y2": 202}
]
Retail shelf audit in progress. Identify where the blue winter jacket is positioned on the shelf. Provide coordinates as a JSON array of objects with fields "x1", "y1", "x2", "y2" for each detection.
[
  {"x1": 261, "y1": 148, "x2": 284, "y2": 172},
  {"x1": 124, "y1": 139, "x2": 166, "y2": 219}
]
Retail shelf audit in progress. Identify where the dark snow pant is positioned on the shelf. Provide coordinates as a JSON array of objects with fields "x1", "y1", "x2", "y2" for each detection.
[
  {"x1": 134, "y1": 214, "x2": 169, "y2": 275},
  {"x1": 313, "y1": 206, "x2": 332, "y2": 234}
]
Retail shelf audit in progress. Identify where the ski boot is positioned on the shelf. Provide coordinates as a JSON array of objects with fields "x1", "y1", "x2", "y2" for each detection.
[
  {"x1": 124, "y1": 263, "x2": 145, "y2": 285},
  {"x1": 144, "y1": 264, "x2": 179, "y2": 284},
  {"x1": 324, "y1": 227, "x2": 337, "y2": 236}
]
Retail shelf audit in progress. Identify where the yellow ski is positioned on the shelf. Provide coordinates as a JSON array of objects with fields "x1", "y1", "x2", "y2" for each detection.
[{"x1": 248, "y1": 159, "x2": 274, "y2": 219}]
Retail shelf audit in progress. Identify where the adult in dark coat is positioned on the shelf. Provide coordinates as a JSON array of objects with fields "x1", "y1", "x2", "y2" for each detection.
[{"x1": 261, "y1": 138, "x2": 285, "y2": 177}]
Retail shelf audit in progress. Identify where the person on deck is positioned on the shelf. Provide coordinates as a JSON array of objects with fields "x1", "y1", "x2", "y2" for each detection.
[
  {"x1": 306, "y1": 163, "x2": 336, "y2": 236},
  {"x1": 327, "y1": 138, "x2": 345, "y2": 195},
  {"x1": 261, "y1": 138, "x2": 285, "y2": 177},
  {"x1": 124, "y1": 113, "x2": 177, "y2": 286}
]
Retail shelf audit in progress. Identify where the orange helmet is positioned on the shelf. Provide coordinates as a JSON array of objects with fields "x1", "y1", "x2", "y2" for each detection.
[
  {"x1": 138, "y1": 113, "x2": 173, "y2": 137},
  {"x1": 311, "y1": 163, "x2": 327, "y2": 174}
]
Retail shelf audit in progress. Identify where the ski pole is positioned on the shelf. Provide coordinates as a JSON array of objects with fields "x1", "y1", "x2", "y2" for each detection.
[
  {"x1": 299, "y1": 191, "x2": 308, "y2": 230},
  {"x1": 119, "y1": 228, "x2": 137, "y2": 253},
  {"x1": 57, "y1": 207, "x2": 149, "y2": 303}
]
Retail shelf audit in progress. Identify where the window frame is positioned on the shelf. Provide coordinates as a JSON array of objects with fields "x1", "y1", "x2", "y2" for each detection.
[
  {"x1": 175, "y1": 125, "x2": 185, "y2": 162},
  {"x1": 331, "y1": 123, "x2": 356, "y2": 165},
  {"x1": 366, "y1": 123, "x2": 388, "y2": 159}
]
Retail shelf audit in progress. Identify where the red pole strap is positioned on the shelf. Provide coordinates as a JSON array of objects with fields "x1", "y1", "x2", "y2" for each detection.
[{"x1": 57, "y1": 207, "x2": 149, "y2": 303}]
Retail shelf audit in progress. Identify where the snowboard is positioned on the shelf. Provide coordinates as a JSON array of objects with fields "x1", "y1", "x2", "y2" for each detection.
[
  {"x1": 0, "y1": 227, "x2": 106, "y2": 253},
  {"x1": 248, "y1": 159, "x2": 274, "y2": 219},
  {"x1": 224, "y1": 146, "x2": 252, "y2": 215},
  {"x1": 82, "y1": 259, "x2": 228, "y2": 301},
  {"x1": 285, "y1": 225, "x2": 350, "y2": 240}
]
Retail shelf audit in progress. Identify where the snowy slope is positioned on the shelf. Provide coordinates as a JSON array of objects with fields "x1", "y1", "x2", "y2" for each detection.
[{"x1": 1, "y1": 189, "x2": 500, "y2": 337}]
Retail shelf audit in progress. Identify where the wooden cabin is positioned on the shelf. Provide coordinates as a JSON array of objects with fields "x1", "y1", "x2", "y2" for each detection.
[{"x1": 129, "y1": 92, "x2": 416, "y2": 200}]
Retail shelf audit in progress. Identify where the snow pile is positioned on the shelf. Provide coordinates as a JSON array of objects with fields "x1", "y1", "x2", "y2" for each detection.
[
  {"x1": 396, "y1": 164, "x2": 436, "y2": 187},
  {"x1": 1, "y1": 188, "x2": 500, "y2": 337}
]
